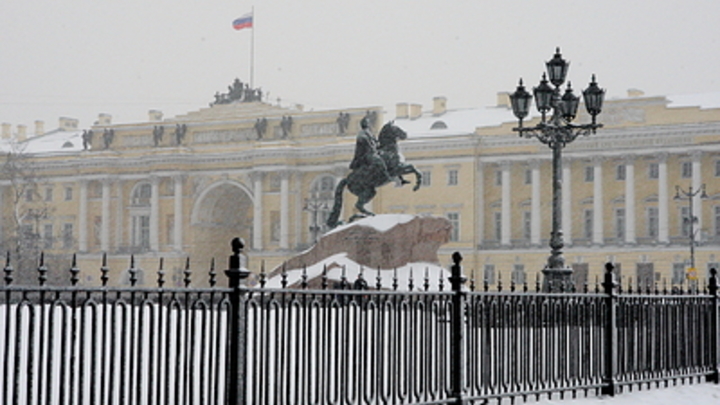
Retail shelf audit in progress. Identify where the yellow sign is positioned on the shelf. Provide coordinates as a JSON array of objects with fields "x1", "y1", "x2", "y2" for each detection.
[{"x1": 686, "y1": 267, "x2": 698, "y2": 280}]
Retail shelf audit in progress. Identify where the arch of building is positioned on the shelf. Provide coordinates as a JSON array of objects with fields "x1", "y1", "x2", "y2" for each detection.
[{"x1": 190, "y1": 179, "x2": 255, "y2": 271}]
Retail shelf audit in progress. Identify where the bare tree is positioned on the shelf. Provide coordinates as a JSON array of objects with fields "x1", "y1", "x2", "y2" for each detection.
[{"x1": 0, "y1": 140, "x2": 57, "y2": 283}]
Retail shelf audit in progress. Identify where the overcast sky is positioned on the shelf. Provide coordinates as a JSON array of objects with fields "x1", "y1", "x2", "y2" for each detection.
[{"x1": 1, "y1": 0, "x2": 719, "y2": 130}]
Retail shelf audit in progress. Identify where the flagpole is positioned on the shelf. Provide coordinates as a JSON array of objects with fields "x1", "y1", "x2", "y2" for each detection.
[{"x1": 250, "y1": 6, "x2": 255, "y2": 88}]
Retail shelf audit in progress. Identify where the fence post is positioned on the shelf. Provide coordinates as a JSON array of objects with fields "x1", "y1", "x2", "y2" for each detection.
[
  {"x1": 601, "y1": 262, "x2": 618, "y2": 396},
  {"x1": 225, "y1": 238, "x2": 251, "y2": 405},
  {"x1": 449, "y1": 252, "x2": 467, "y2": 404},
  {"x1": 708, "y1": 268, "x2": 719, "y2": 383}
]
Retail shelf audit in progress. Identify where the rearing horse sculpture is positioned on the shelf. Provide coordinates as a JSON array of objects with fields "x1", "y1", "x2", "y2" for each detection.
[{"x1": 326, "y1": 121, "x2": 422, "y2": 229}]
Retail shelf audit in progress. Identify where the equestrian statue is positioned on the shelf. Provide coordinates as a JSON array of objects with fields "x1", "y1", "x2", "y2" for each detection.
[{"x1": 326, "y1": 117, "x2": 422, "y2": 229}]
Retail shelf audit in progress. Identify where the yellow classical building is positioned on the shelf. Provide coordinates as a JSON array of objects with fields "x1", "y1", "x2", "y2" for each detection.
[{"x1": 1, "y1": 88, "x2": 719, "y2": 288}]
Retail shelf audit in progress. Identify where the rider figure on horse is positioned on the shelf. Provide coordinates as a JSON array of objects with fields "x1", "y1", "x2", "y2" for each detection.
[{"x1": 350, "y1": 117, "x2": 409, "y2": 186}]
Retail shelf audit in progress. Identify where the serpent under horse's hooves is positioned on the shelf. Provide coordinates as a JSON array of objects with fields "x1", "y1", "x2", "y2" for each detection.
[{"x1": 326, "y1": 121, "x2": 421, "y2": 229}]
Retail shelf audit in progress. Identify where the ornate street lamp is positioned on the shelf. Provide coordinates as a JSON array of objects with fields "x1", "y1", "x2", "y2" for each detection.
[
  {"x1": 674, "y1": 184, "x2": 708, "y2": 280},
  {"x1": 509, "y1": 48, "x2": 605, "y2": 292}
]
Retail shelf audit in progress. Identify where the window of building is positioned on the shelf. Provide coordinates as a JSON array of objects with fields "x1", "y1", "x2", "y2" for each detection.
[
  {"x1": 43, "y1": 224, "x2": 53, "y2": 249},
  {"x1": 512, "y1": 264, "x2": 526, "y2": 285},
  {"x1": 65, "y1": 187, "x2": 73, "y2": 201},
  {"x1": 132, "y1": 183, "x2": 152, "y2": 206},
  {"x1": 715, "y1": 206, "x2": 720, "y2": 237},
  {"x1": 270, "y1": 210, "x2": 280, "y2": 242},
  {"x1": 166, "y1": 214, "x2": 175, "y2": 247},
  {"x1": 447, "y1": 212, "x2": 460, "y2": 242},
  {"x1": 616, "y1": 165, "x2": 626, "y2": 181},
  {"x1": 715, "y1": 160, "x2": 720, "y2": 177},
  {"x1": 584, "y1": 166, "x2": 594, "y2": 182},
  {"x1": 45, "y1": 187, "x2": 53, "y2": 202},
  {"x1": 447, "y1": 169, "x2": 458, "y2": 186},
  {"x1": 494, "y1": 212, "x2": 502, "y2": 241},
  {"x1": 648, "y1": 162, "x2": 659, "y2": 179},
  {"x1": 672, "y1": 263, "x2": 686, "y2": 285},
  {"x1": 681, "y1": 161, "x2": 692, "y2": 178},
  {"x1": 523, "y1": 211, "x2": 531, "y2": 240},
  {"x1": 483, "y1": 264, "x2": 496, "y2": 285},
  {"x1": 680, "y1": 206, "x2": 691, "y2": 237},
  {"x1": 419, "y1": 170, "x2": 431, "y2": 187},
  {"x1": 495, "y1": 170, "x2": 502, "y2": 186},
  {"x1": 584, "y1": 210, "x2": 593, "y2": 239},
  {"x1": 615, "y1": 208, "x2": 625, "y2": 240},
  {"x1": 131, "y1": 216, "x2": 150, "y2": 250},
  {"x1": 63, "y1": 223, "x2": 73, "y2": 250},
  {"x1": 647, "y1": 207, "x2": 659, "y2": 238},
  {"x1": 524, "y1": 169, "x2": 532, "y2": 185}
]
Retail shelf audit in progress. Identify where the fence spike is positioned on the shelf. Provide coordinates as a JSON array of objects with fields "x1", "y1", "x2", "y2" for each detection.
[
  {"x1": 340, "y1": 265, "x2": 348, "y2": 290},
  {"x1": 438, "y1": 269, "x2": 444, "y2": 292},
  {"x1": 408, "y1": 267, "x2": 415, "y2": 291},
  {"x1": 322, "y1": 264, "x2": 328, "y2": 290},
  {"x1": 157, "y1": 257, "x2": 165, "y2": 288},
  {"x1": 183, "y1": 257, "x2": 191, "y2": 287},
  {"x1": 393, "y1": 267, "x2": 398, "y2": 291},
  {"x1": 483, "y1": 275, "x2": 489, "y2": 292},
  {"x1": 497, "y1": 273, "x2": 503, "y2": 292},
  {"x1": 595, "y1": 275, "x2": 600, "y2": 293},
  {"x1": 281, "y1": 262, "x2": 288, "y2": 289},
  {"x1": 469, "y1": 272, "x2": 475, "y2": 292},
  {"x1": 209, "y1": 257, "x2": 216, "y2": 287},
  {"x1": 100, "y1": 252, "x2": 109, "y2": 287},
  {"x1": 259, "y1": 261, "x2": 267, "y2": 288},
  {"x1": 424, "y1": 267, "x2": 430, "y2": 291},
  {"x1": 38, "y1": 252, "x2": 47, "y2": 286},
  {"x1": 70, "y1": 253, "x2": 80, "y2": 286},
  {"x1": 654, "y1": 280, "x2": 659, "y2": 295},
  {"x1": 129, "y1": 254, "x2": 138, "y2": 287},
  {"x1": 524, "y1": 278, "x2": 529, "y2": 293},
  {"x1": 510, "y1": 278, "x2": 516, "y2": 292},
  {"x1": 300, "y1": 265, "x2": 308, "y2": 289},
  {"x1": 627, "y1": 276, "x2": 633, "y2": 294},
  {"x1": 663, "y1": 278, "x2": 668, "y2": 295},
  {"x1": 583, "y1": 280, "x2": 588, "y2": 293},
  {"x1": 3, "y1": 252, "x2": 13, "y2": 285},
  {"x1": 377, "y1": 266, "x2": 382, "y2": 290}
]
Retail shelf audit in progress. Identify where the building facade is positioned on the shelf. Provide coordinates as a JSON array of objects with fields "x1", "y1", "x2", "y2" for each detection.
[{"x1": 1, "y1": 89, "x2": 719, "y2": 288}]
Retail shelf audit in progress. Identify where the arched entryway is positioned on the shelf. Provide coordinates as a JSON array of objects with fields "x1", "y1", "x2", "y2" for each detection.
[{"x1": 190, "y1": 181, "x2": 254, "y2": 270}]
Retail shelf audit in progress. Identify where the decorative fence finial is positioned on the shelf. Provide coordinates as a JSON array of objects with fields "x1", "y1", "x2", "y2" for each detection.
[
  {"x1": 3, "y1": 251, "x2": 13, "y2": 285},
  {"x1": 209, "y1": 258, "x2": 216, "y2": 287},
  {"x1": 70, "y1": 254, "x2": 80, "y2": 286},
  {"x1": 129, "y1": 255, "x2": 138, "y2": 287},
  {"x1": 38, "y1": 252, "x2": 48, "y2": 286},
  {"x1": 158, "y1": 257, "x2": 165, "y2": 288},
  {"x1": 183, "y1": 257, "x2": 191, "y2": 287},
  {"x1": 100, "y1": 252, "x2": 109, "y2": 287}
]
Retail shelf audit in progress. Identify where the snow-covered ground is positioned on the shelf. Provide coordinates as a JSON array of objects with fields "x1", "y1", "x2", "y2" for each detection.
[{"x1": 532, "y1": 383, "x2": 720, "y2": 405}]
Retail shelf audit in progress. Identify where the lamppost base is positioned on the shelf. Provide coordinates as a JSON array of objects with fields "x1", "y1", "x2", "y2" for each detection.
[{"x1": 542, "y1": 266, "x2": 574, "y2": 292}]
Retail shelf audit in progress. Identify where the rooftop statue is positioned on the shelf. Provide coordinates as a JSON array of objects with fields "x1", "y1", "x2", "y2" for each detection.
[{"x1": 326, "y1": 119, "x2": 422, "y2": 228}]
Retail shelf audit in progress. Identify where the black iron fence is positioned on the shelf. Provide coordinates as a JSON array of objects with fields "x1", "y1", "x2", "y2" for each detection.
[{"x1": 1, "y1": 248, "x2": 719, "y2": 405}]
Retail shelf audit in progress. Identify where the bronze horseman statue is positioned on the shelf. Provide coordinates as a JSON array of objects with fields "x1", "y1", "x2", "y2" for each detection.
[{"x1": 325, "y1": 117, "x2": 422, "y2": 228}]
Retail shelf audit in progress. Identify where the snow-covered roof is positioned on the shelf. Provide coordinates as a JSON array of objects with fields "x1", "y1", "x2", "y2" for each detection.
[
  {"x1": 667, "y1": 91, "x2": 720, "y2": 110},
  {"x1": 392, "y1": 106, "x2": 523, "y2": 138},
  {"x1": 0, "y1": 129, "x2": 85, "y2": 155}
]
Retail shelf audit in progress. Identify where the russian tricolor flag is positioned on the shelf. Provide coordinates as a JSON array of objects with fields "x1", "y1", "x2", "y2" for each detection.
[{"x1": 233, "y1": 12, "x2": 253, "y2": 30}]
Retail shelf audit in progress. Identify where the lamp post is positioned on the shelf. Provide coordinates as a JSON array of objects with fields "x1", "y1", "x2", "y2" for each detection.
[
  {"x1": 674, "y1": 184, "x2": 708, "y2": 276},
  {"x1": 304, "y1": 192, "x2": 329, "y2": 244},
  {"x1": 509, "y1": 48, "x2": 605, "y2": 292}
]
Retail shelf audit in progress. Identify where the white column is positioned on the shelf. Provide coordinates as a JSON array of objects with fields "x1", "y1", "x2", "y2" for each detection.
[
  {"x1": 252, "y1": 172, "x2": 264, "y2": 250},
  {"x1": 624, "y1": 156, "x2": 636, "y2": 244},
  {"x1": 530, "y1": 160, "x2": 541, "y2": 246},
  {"x1": 476, "y1": 162, "x2": 485, "y2": 247},
  {"x1": 500, "y1": 161, "x2": 511, "y2": 246},
  {"x1": 562, "y1": 159, "x2": 573, "y2": 246},
  {"x1": 101, "y1": 178, "x2": 111, "y2": 252},
  {"x1": 150, "y1": 176, "x2": 160, "y2": 252},
  {"x1": 593, "y1": 157, "x2": 604, "y2": 245},
  {"x1": 173, "y1": 175, "x2": 184, "y2": 251},
  {"x1": 280, "y1": 171, "x2": 290, "y2": 250},
  {"x1": 79, "y1": 180, "x2": 88, "y2": 252},
  {"x1": 692, "y1": 151, "x2": 703, "y2": 242},
  {"x1": 658, "y1": 154, "x2": 669, "y2": 243},
  {"x1": 115, "y1": 180, "x2": 123, "y2": 252},
  {"x1": 0, "y1": 186, "x2": 4, "y2": 242}
]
